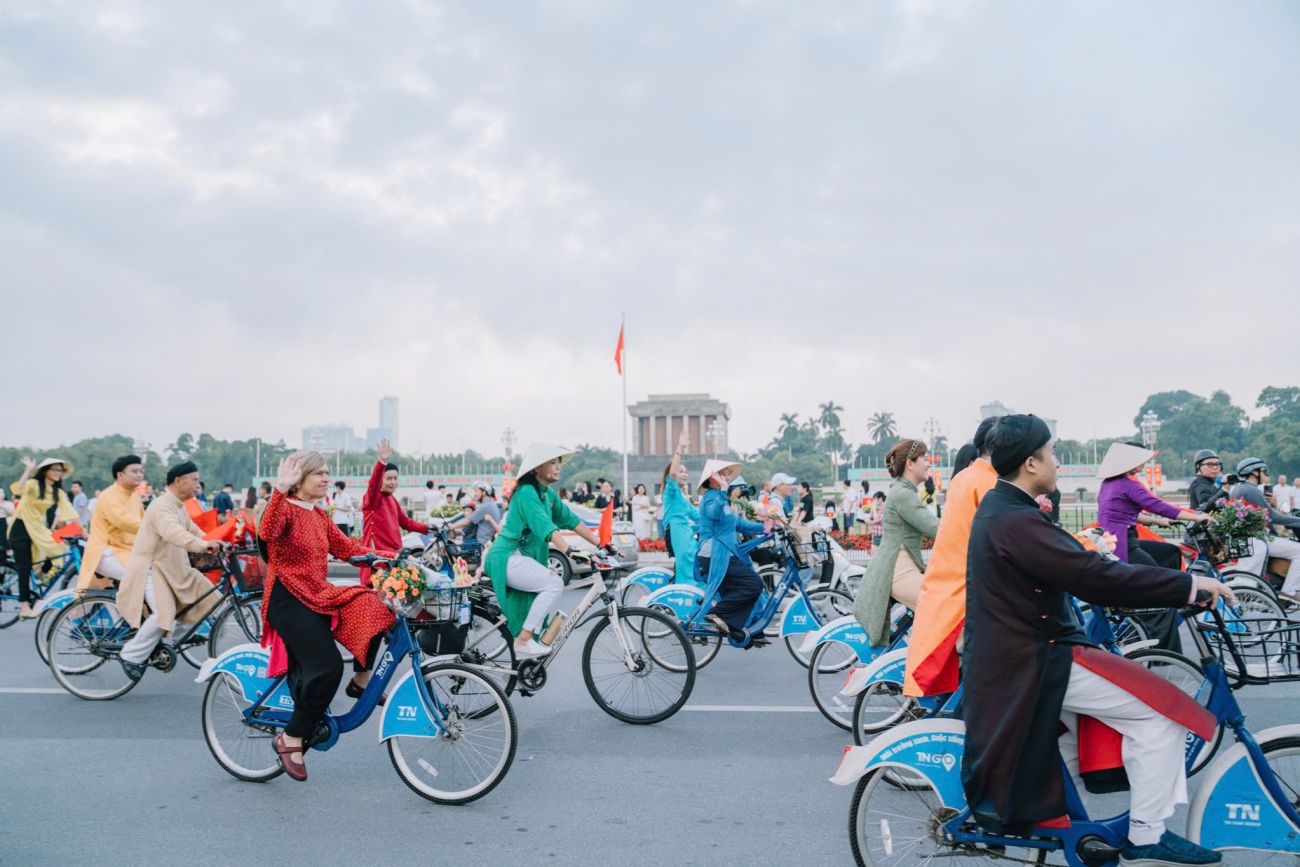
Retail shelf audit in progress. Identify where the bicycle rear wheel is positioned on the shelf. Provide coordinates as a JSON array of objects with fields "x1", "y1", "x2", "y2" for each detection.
[
  {"x1": 1125, "y1": 648, "x2": 1222, "y2": 776},
  {"x1": 204, "y1": 594, "x2": 264, "y2": 662},
  {"x1": 0, "y1": 566, "x2": 19, "y2": 629},
  {"x1": 34, "y1": 606, "x2": 59, "y2": 664},
  {"x1": 849, "y1": 767, "x2": 1042, "y2": 866},
  {"x1": 388, "y1": 663, "x2": 517, "y2": 805},
  {"x1": 785, "y1": 587, "x2": 854, "y2": 668},
  {"x1": 450, "y1": 607, "x2": 517, "y2": 699},
  {"x1": 48, "y1": 594, "x2": 139, "y2": 700},
  {"x1": 201, "y1": 672, "x2": 283, "y2": 782},
  {"x1": 808, "y1": 640, "x2": 860, "y2": 730},
  {"x1": 582, "y1": 607, "x2": 695, "y2": 724}
]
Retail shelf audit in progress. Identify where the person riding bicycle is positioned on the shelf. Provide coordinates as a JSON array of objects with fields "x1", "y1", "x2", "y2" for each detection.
[
  {"x1": 963, "y1": 415, "x2": 1230, "y2": 866},
  {"x1": 1187, "y1": 449, "x2": 1228, "y2": 513},
  {"x1": 484, "y1": 443, "x2": 603, "y2": 659},
  {"x1": 360, "y1": 438, "x2": 429, "y2": 584},
  {"x1": 659, "y1": 430, "x2": 700, "y2": 587},
  {"x1": 75, "y1": 454, "x2": 145, "y2": 591},
  {"x1": 117, "y1": 461, "x2": 224, "y2": 680},
  {"x1": 8, "y1": 456, "x2": 79, "y2": 620},
  {"x1": 446, "y1": 482, "x2": 500, "y2": 556},
  {"x1": 903, "y1": 416, "x2": 999, "y2": 697},
  {"x1": 696, "y1": 459, "x2": 769, "y2": 646},
  {"x1": 853, "y1": 438, "x2": 940, "y2": 647},
  {"x1": 1096, "y1": 442, "x2": 1209, "y2": 652},
  {"x1": 1230, "y1": 457, "x2": 1300, "y2": 603},
  {"x1": 259, "y1": 451, "x2": 395, "y2": 782}
]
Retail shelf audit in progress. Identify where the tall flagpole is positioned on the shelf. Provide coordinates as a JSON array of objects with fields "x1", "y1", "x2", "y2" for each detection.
[{"x1": 620, "y1": 313, "x2": 629, "y2": 498}]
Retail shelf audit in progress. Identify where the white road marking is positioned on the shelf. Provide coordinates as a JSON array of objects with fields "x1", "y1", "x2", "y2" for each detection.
[
  {"x1": 681, "y1": 704, "x2": 818, "y2": 713},
  {"x1": 0, "y1": 687, "x2": 65, "y2": 694}
]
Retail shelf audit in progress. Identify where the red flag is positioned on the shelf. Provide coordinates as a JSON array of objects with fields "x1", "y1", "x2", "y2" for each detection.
[
  {"x1": 598, "y1": 500, "x2": 614, "y2": 547},
  {"x1": 613, "y1": 323, "x2": 624, "y2": 375}
]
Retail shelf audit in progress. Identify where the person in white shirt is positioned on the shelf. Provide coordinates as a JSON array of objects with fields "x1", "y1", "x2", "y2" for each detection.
[
  {"x1": 839, "y1": 480, "x2": 861, "y2": 533},
  {"x1": 1276, "y1": 474, "x2": 1293, "y2": 515},
  {"x1": 329, "y1": 481, "x2": 355, "y2": 536},
  {"x1": 424, "y1": 481, "x2": 446, "y2": 517}
]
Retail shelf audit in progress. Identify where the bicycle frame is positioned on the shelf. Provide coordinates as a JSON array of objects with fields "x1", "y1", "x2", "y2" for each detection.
[
  {"x1": 678, "y1": 532, "x2": 819, "y2": 637},
  {"x1": 240, "y1": 619, "x2": 447, "y2": 747}
]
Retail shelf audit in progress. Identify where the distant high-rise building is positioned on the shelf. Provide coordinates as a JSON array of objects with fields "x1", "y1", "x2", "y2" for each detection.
[
  {"x1": 303, "y1": 424, "x2": 365, "y2": 453},
  {"x1": 379, "y1": 396, "x2": 399, "y2": 445}
]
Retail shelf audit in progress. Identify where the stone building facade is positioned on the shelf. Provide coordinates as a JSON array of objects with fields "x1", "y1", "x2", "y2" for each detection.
[{"x1": 626, "y1": 393, "x2": 731, "y2": 495}]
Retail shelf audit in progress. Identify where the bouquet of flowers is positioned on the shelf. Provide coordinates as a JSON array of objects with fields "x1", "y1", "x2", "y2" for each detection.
[
  {"x1": 1205, "y1": 498, "x2": 1268, "y2": 562},
  {"x1": 371, "y1": 562, "x2": 428, "y2": 606}
]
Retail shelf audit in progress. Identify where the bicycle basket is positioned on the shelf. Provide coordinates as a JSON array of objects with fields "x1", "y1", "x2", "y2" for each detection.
[
  {"x1": 790, "y1": 528, "x2": 829, "y2": 569},
  {"x1": 414, "y1": 585, "x2": 470, "y2": 656},
  {"x1": 1195, "y1": 613, "x2": 1300, "y2": 683},
  {"x1": 188, "y1": 551, "x2": 223, "y2": 572},
  {"x1": 1205, "y1": 533, "x2": 1253, "y2": 565},
  {"x1": 422, "y1": 585, "x2": 470, "y2": 623},
  {"x1": 235, "y1": 553, "x2": 266, "y2": 592}
]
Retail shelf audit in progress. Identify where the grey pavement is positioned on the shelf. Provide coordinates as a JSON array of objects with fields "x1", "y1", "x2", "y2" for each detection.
[{"x1": 2, "y1": 589, "x2": 1296, "y2": 866}]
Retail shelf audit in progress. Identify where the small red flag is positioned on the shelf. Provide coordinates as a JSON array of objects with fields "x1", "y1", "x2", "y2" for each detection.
[
  {"x1": 614, "y1": 323, "x2": 624, "y2": 375},
  {"x1": 598, "y1": 500, "x2": 614, "y2": 547}
]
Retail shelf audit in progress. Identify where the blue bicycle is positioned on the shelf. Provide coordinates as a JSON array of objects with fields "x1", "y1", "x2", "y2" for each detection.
[
  {"x1": 833, "y1": 603, "x2": 1300, "y2": 865},
  {"x1": 198, "y1": 549, "x2": 517, "y2": 805},
  {"x1": 0, "y1": 535, "x2": 85, "y2": 629},
  {"x1": 642, "y1": 524, "x2": 852, "y2": 668}
]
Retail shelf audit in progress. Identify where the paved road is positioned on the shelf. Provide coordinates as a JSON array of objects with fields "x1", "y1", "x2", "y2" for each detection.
[{"x1": 2, "y1": 589, "x2": 1296, "y2": 866}]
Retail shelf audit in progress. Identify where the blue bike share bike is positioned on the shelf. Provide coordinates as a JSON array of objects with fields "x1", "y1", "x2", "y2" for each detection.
[
  {"x1": 1, "y1": 533, "x2": 85, "y2": 630},
  {"x1": 640, "y1": 523, "x2": 852, "y2": 667},
  {"x1": 198, "y1": 548, "x2": 517, "y2": 805},
  {"x1": 832, "y1": 601, "x2": 1300, "y2": 866},
  {"x1": 44, "y1": 544, "x2": 264, "y2": 699}
]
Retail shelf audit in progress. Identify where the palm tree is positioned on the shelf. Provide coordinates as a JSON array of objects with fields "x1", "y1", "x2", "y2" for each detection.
[
  {"x1": 818, "y1": 401, "x2": 844, "y2": 432},
  {"x1": 778, "y1": 412, "x2": 800, "y2": 437},
  {"x1": 867, "y1": 411, "x2": 897, "y2": 444}
]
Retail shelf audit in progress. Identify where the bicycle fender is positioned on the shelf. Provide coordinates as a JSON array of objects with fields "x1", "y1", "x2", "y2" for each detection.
[
  {"x1": 33, "y1": 588, "x2": 77, "y2": 615},
  {"x1": 1188, "y1": 723, "x2": 1300, "y2": 852},
  {"x1": 195, "y1": 643, "x2": 285, "y2": 706},
  {"x1": 796, "y1": 614, "x2": 880, "y2": 662},
  {"x1": 778, "y1": 593, "x2": 818, "y2": 638},
  {"x1": 378, "y1": 669, "x2": 442, "y2": 742},
  {"x1": 840, "y1": 647, "x2": 909, "y2": 696},
  {"x1": 830, "y1": 718, "x2": 968, "y2": 808},
  {"x1": 620, "y1": 567, "x2": 674, "y2": 593},
  {"x1": 643, "y1": 583, "x2": 706, "y2": 622}
]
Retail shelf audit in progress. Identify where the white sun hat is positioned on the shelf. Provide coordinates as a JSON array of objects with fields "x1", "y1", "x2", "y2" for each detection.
[
  {"x1": 515, "y1": 443, "x2": 575, "y2": 479},
  {"x1": 1096, "y1": 442, "x2": 1157, "y2": 479},
  {"x1": 35, "y1": 457, "x2": 74, "y2": 475},
  {"x1": 697, "y1": 459, "x2": 743, "y2": 491}
]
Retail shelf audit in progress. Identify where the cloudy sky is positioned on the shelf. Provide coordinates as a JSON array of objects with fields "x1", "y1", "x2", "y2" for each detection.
[{"x1": 3, "y1": 1, "x2": 1297, "y2": 457}]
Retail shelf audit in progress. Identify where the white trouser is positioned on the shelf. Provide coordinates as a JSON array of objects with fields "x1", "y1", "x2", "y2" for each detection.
[
  {"x1": 120, "y1": 569, "x2": 165, "y2": 664},
  {"x1": 95, "y1": 550, "x2": 127, "y2": 582},
  {"x1": 1057, "y1": 664, "x2": 1187, "y2": 847},
  {"x1": 505, "y1": 553, "x2": 563, "y2": 635},
  {"x1": 1238, "y1": 537, "x2": 1300, "y2": 594}
]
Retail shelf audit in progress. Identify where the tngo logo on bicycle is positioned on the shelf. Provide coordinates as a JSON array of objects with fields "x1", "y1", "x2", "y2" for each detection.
[{"x1": 915, "y1": 752, "x2": 958, "y2": 772}]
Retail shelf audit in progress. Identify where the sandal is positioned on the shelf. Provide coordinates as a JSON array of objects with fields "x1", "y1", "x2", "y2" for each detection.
[
  {"x1": 345, "y1": 677, "x2": 385, "y2": 706},
  {"x1": 705, "y1": 614, "x2": 731, "y2": 635},
  {"x1": 273, "y1": 732, "x2": 308, "y2": 782}
]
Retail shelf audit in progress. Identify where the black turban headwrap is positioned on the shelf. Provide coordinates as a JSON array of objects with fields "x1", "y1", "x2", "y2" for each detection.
[
  {"x1": 111, "y1": 454, "x2": 143, "y2": 477},
  {"x1": 989, "y1": 414, "x2": 1052, "y2": 476},
  {"x1": 166, "y1": 460, "x2": 199, "y2": 484},
  {"x1": 972, "y1": 416, "x2": 1000, "y2": 454}
]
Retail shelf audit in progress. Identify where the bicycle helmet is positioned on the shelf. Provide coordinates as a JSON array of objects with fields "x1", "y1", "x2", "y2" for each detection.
[
  {"x1": 1192, "y1": 449, "x2": 1220, "y2": 468},
  {"x1": 1236, "y1": 457, "x2": 1267, "y2": 479}
]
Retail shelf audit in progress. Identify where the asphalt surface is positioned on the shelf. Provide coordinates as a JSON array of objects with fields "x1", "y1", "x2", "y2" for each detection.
[{"x1": 2, "y1": 584, "x2": 1297, "y2": 867}]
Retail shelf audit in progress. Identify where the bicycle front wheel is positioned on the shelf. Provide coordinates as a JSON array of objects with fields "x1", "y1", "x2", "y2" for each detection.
[
  {"x1": 205, "y1": 594, "x2": 264, "y2": 662},
  {"x1": 201, "y1": 672, "x2": 282, "y2": 782},
  {"x1": 851, "y1": 680, "x2": 919, "y2": 745},
  {"x1": 48, "y1": 594, "x2": 139, "y2": 701},
  {"x1": 1125, "y1": 648, "x2": 1222, "y2": 776},
  {"x1": 785, "y1": 587, "x2": 854, "y2": 668},
  {"x1": 388, "y1": 663, "x2": 517, "y2": 805},
  {"x1": 808, "y1": 640, "x2": 859, "y2": 730},
  {"x1": 582, "y1": 606, "x2": 695, "y2": 725},
  {"x1": 0, "y1": 566, "x2": 19, "y2": 629},
  {"x1": 34, "y1": 605, "x2": 59, "y2": 664}
]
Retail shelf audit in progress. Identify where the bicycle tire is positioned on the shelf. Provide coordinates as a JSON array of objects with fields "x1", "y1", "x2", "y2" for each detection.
[
  {"x1": 1123, "y1": 648, "x2": 1223, "y2": 776},
  {"x1": 34, "y1": 605, "x2": 59, "y2": 664},
  {"x1": 200, "y1": 672, "x2": 284, "y2": 782},
  {"x1": 48, "y1": 593, "x2": 140, "y2": 701},
  {"x1": 851, "y1": 680, "x2": 918, "y2": 745},
  {"x1": 785, "y1": 587, "x2": 854, "y2": 668},
  {"x1": 388, "y1": 663, "x2": 517, "y2": 805},
  {"x1": 451, "y1": 606, "x2": 517, "y2": 699},
  {"x1": 204, "y1": 594, "x2": 264, "y2": 662},
  {"x1": 581, "y1": 606, "x2": 695, "y2": 725},
  {"x1": 808, "y1": 639, "x2": 860, "y2": 731},
  {"x1": 0, "y1": 566, "x2": 19, "y2": 629}
]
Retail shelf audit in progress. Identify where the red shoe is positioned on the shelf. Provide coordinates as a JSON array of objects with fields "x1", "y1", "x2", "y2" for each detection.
[{"x1": 273, "y1": 733, "x2": 308, "y2": 782}]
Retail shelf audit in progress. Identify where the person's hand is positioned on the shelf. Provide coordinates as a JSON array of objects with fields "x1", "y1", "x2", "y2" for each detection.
[
  {"x1": 274, "y1": 455, "x2": 303, "y2": 494},
  {"x1": 205, "y1": 539, "x2": 223, "y2": 552},
  {"x1": 1191, "y1": 512, "x2": 1210, "y2": 524},
  {"x1": 676, "y1": 430, "x2": 690, "y2": 453},
  {"x1": 1153, "y1": 516, "x2": 1172, "y2": 529},
  {"x1": 377, "y1": 439, "x2": 393, "y2": 464},
  {"x1": 1098, "y1": 532, "x2": 1119, "y2": 555},
  {"x1": 20, "y1": 455, "x2": 35, "y2": 471},
  {"x1": 1193, "y1": 575, "x2": 1236, "y2": 608}
]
